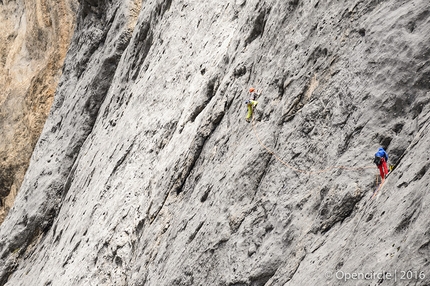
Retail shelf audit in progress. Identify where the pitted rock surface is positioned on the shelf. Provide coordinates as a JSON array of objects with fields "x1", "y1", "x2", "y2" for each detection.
[{"x1": 0, "y1": 0, "x2": 429, "y2": 285}]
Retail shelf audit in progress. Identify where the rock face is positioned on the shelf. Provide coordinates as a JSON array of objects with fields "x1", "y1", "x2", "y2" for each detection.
[
  {"x1": 0, "y1": 0, "x2": 429, "y2": 285},
  {"x1": 0, "y1": 0, "x2": 77, "y2": 222}
]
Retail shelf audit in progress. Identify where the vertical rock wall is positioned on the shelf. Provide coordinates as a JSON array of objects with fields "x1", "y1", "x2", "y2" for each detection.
[
  {"x1": 0, "y1": 0, "x2": 429, "y2": 285},
  {"x1": 0, "y1": 0, "x2": 77, "y2": 222}
]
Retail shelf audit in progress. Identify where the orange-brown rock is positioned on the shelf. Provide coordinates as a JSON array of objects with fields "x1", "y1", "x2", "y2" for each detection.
[{"x1": 0, "y1": 0, "x2": 77, "y2": 222}]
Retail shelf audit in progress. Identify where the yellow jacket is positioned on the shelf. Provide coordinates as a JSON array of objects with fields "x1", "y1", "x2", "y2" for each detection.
[{"x1": 246, "y1": 100, "x2": 258, "y2": 120}]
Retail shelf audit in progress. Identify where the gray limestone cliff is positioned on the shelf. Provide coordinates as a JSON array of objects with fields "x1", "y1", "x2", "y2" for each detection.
[{"x1": 0, "y1": 0, "x2": 429, "y2": 285}]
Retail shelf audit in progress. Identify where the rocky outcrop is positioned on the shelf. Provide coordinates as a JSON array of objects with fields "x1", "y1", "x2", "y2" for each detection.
[
  {"x1": 0, "y1": 0, "x2": 429, "y2": 285},
  {"x1": 0, "y1": 0, "x2": 77, "y2": 222}
]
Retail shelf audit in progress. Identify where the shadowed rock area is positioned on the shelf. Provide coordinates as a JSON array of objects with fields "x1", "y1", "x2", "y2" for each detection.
[
  {"x1": 0, "y1": 0, "x2": 77, "y2": 223},
  {"x1": 0, "y1": 0, "x2": 429, "y2": 285}
]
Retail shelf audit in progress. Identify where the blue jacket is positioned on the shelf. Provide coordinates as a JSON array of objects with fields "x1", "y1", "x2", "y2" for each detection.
[{"x1": 375, "y1": 147, "x2": 388, "y2": 162}]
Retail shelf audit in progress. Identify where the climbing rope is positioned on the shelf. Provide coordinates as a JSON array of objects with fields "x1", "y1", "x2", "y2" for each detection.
[
  {"x1": 249, "y1": 110, "x2": 392, "y2": 257},
  {"x1": 251, "y1": 115, "x2": 376, "y2": 175},
  {"x1": 249, "y1": 108, "x2": 393, "y2": 257}
]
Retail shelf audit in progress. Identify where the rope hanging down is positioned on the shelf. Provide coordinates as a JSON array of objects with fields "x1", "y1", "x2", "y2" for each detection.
[{"x1": 251, "y1": 116, "x2": 376, "y2": 175}]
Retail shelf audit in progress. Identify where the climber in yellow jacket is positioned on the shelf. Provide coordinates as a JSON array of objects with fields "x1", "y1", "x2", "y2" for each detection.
[
  {"x1": 245, "y1": 99, "x2": 258, "y2": 122},
  {"x1": 245, "y1": 87, "x2": 259, "y2": 122}
]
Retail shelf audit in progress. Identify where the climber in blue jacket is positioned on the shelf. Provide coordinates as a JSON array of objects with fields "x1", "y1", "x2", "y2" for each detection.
[{"x1": 374, "y1": 147, "x2": 389, "y2": 182}]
